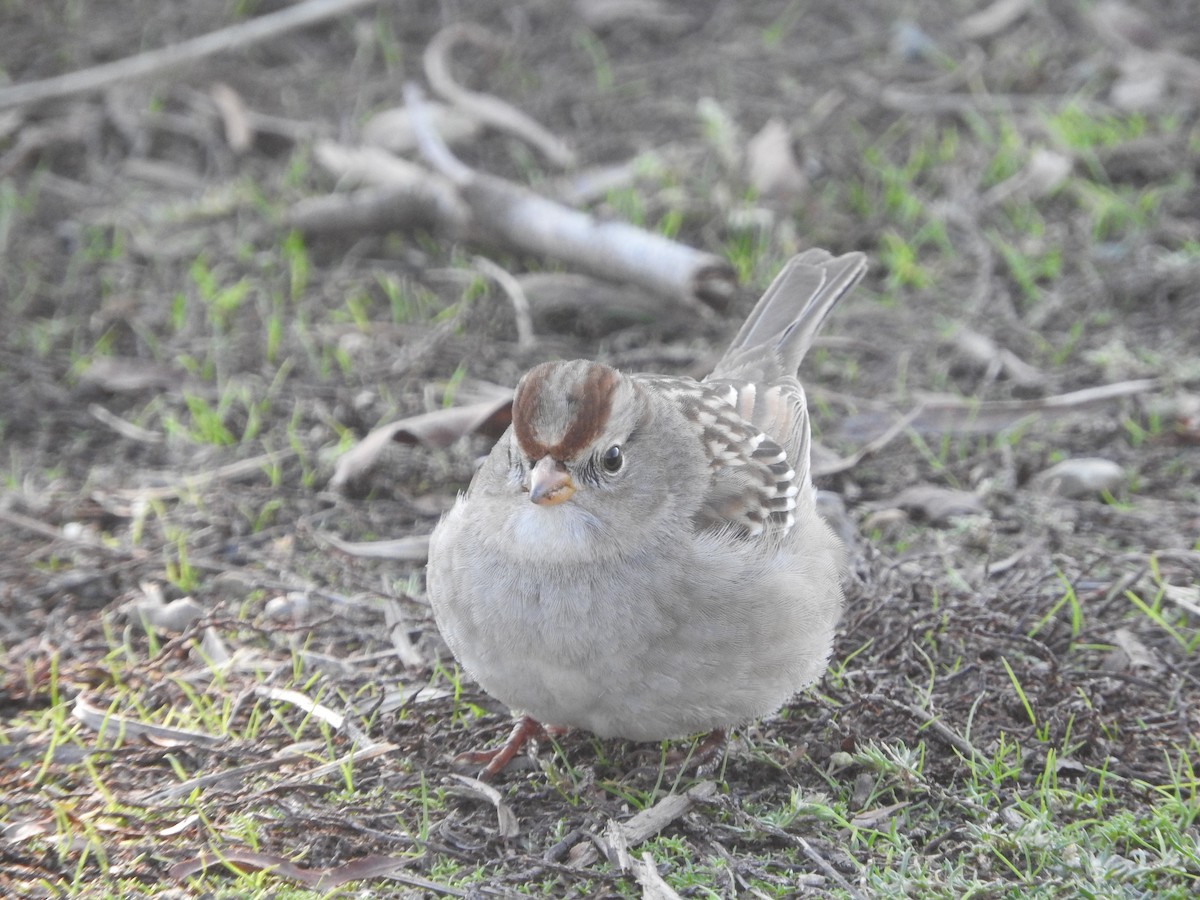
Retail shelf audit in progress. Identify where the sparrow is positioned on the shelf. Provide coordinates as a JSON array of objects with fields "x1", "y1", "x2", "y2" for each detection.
[{"x1": 427, "y1": 248, "x2": 866, "y2": 777}]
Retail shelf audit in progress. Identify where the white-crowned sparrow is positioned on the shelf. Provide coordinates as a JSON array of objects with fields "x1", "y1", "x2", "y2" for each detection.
[{"x1": 427, "y1": 248, "x2": 867, "y2": 777}]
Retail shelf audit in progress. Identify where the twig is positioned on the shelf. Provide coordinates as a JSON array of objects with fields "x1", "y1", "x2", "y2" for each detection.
[
  {"x1": 304, "y1": 140, "x2": 469, "y2": 228},
  {"x1": 473, "y1": 255, "x2": 536, "y2": 347},
  {"x1": 74, "y1": 694, "x2": 224, "y2": 747},
  {"x1": 876, "y1": 84, "x2": 1111, "y2": 117},
  {"x1": 402, "y1": 84, "x2": 473, "y2": 186},
  {"x1": 568, "y1": 781, "x2": 719, "y2": 867},
  {"x1": 0, "y1": 106, "x2": 102, "y2": 177},
  {"x1": 254, "y1": 685, "x2": 380, "y2": 749},
  {"x1": 424, "y1": 22, "x2": 576, "y2": 169},
  {"x1": 101, "y1": 448, "x2": 298, "y2": 503},
  {"x1": 815, "y1": 403, "x2": 927, "y2": 477},
  {"x1": 862, "y1": 692, "x2": 989, "y2": 768},
  {"x1": 730, "y1": 804, "x2": 864, "y2": 900},
  {"x1": 87, "y1": 403, "x2": 163, "y2": 444},
  {"x1": 403, "y1": 82, "x2": 735, "y2": 305},
  {"x1": 838, "y1": 377, "x2": 1161, "y2": 441},
  {"x1": 0, "y1": 0, "x2": 382, "y2": 111}
]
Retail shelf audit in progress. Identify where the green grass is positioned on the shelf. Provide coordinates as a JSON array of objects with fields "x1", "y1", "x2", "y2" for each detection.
[{"x1": 3, "y1": 7, "x2": 1199, "y2": 897}]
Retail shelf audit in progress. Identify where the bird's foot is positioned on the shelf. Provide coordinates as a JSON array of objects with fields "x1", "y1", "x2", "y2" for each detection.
[
  {"x1": 667, "y1": 727, "x2": 727, "y2": 771},
  {"x1": 454, "y1": 715, "x2": 564, "y2": 780},
  {"x1": 629, "y1": 728, "x2": 728, "y2": 779}
]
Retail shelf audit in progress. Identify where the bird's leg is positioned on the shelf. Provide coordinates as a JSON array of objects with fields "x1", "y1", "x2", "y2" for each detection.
[
  {"x1": 691, "y1": 727, "x2": 728, "y2": 766},
  {"x1": 455, "y1": 715, "x2": 562, "y2": 780},
  {"x1": 661, "y1": 727, "x2": 728, "y2": 770},
  {"x1": 627, "y1": 728, "x2": 729, "y2": 779}
]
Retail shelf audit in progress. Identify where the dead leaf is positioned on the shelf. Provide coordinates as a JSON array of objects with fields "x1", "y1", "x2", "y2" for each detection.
[
  {"x1": 88, "y1": 403, "x2": 163, "y2": 443},
  {"x1": 746, "y1": 117, "x2": 806, "y2": 204},
  {"x1": 73, "y1": 694, "x2": 223, "y2": 747},
  {"x1": 199, "y1": 627, "x2": 231, "y2": 666},
  {"x1": 210, "y1": 82, "x2": 253, "y2": 154},
  {"x1": 570, "y1": 781, "x2": 719, "y2": 867},
  {"x1": 981, "y1": 147, "x2": 1072, "y2": 206},
  {"x1": 330, "y1": 393, "x2": 513, "y2": 490},
  {"x1": 446, "y1": 773, "x2": 519, "y2": 838},
  {"x1": 125, "y1": 581, "x2": 204, "y2": 632},
  {"x1": 1163, "y1": 582, "x2": 1200, "y2": 618},
  {"x1": 131, "y1": 595, "x2": 204, "y2": 632},
  {"x1": 850, "y1": 801, "x2": 911, "y2": 829},
  {"x1": 3, "y1": 816, "x2": 53, "y2": 843},
  {"x1": 1024, "y1": 148, "x2": 1074, "y2": 197},
  {"x1": 264, "y1": 591, "x2": 312, "y2": 621},
  {"x1": 1105, "y1": 627, "x2": 1158, "y2": 671},
  {"x1": 1055, "y1": 757, "x2": 1089, "y2": 778},
  {"x1": 158, "y1": 814, "x2": 201, "y2": 838},
  {"x1": 313, "y1": 139, "x2": 432, "y2": 187}
]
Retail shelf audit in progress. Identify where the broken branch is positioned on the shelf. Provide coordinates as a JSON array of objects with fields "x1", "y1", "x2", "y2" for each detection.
[
  {"x1": 0, "y1": 0, "x2": 383, "y2": 111},
  {"x1": 402, "y1": 82, "x2": 735, "y2": 306}
]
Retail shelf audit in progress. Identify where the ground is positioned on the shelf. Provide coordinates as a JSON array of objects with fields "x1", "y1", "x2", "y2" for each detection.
[{"x1": 1, "y1": 0, "x2": 1199, "y2": 897}]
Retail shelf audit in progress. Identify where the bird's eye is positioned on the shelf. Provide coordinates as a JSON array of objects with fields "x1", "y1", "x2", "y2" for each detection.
[{"x1": 601, "y1": 444, "x2": 623, "y2": 474}]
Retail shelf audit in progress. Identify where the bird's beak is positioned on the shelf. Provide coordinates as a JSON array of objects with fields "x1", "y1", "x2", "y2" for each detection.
[{"x1": 528, "y1": 456, "x2": 575, "y2": 506}]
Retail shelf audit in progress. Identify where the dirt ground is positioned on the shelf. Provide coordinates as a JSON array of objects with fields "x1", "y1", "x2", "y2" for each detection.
[{"x1": 2, "y1": 0, "x2": 1199, "y2": 897}]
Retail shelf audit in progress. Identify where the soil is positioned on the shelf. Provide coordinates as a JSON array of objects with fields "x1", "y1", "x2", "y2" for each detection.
[{"x1": 1, "y1": 0, "x2": 1198, "y2": 896}]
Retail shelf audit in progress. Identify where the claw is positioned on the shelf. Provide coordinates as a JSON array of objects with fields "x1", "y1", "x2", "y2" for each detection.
[{"x1": 454, "y1": 715, "x2": 556, "y2": 780}]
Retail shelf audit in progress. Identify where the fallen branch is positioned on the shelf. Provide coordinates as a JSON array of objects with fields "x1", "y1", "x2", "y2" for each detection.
[
  {"x1": 0, "y1": 0, "x2": 383, "y2": 111},
  {"x1": 400, "y1": 83, "x2": 735, "y2": 306},
  {"x1": 567, "y1": 781, "x2": 719, "y2": 868}
]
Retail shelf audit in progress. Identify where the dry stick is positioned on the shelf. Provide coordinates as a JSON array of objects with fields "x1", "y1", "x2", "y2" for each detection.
[
  {"x1": 403, "y1": 82, "x2": 736, "y2": 306},
  {"x1": 731, "y1": 807, "x2": 865, "y2": 900},
  {"x1": 286, "y1": 184, "x2": 447, "y2": 235},
  {"x1": 424, "y1": 22, "x2": 576, "y2": 169},
  {"x1": 838, "y1": 377, "x2": 1162, "y2": 442},
  {"x1": 473, "y1": 255, "x2": 536, "y2": 347},
  {"x1": 875, "y1": 83, "x2": 1112, "y2": 117},
  {"x1": 0, "y1": 0, "x2": 382, "y2": 111},
  {"x1": 292, "y1": 141, "x2": 469, "y2": 234},
  {"x1": 863, "y1": 693, "x2": 989, "y2": 768},
  {"x1": 568, "y1": 781, "x2": 719, "y2": 868},
  {"x1": 815, "y1": 403, "x2": 928, "y2": 478},
  {"x1": 72, "y1": 694, "x2": 226, "y2": 746},
  {"x1": 103, "y1": 448, "x2": 298, "y2": 503}
]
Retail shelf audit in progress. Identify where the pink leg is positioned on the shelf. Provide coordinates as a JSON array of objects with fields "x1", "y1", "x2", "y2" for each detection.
[
  {"x1": 455, "y1": 715, "x2": 553, "y2": 780},
  {"x1": 664, "y1": 727, "x2": 727, "y2": 769},
  {"x1": 692, "y1": 727, "x2": 728, "y2": 765}
]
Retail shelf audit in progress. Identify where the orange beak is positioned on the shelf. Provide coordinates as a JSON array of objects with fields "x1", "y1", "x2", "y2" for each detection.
[{"x1": 528, "y1": 457, "x2": 576, "y2": 506}]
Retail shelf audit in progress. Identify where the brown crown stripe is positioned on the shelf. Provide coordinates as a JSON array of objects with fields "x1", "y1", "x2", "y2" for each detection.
[{"x1": 512, "y1": 361, "x2": 619, "y2": 462}]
